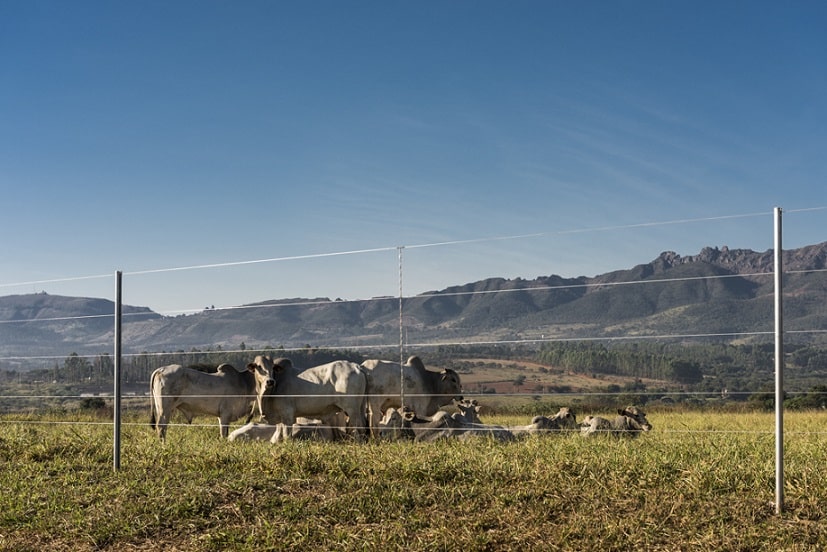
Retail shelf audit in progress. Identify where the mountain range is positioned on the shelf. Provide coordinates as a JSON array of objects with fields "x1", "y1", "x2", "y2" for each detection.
[{"x1": 2, "y1": 242, "x2": 826, "y2": 361}]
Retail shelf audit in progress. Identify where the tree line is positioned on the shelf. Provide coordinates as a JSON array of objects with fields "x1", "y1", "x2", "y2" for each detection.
[{"x1": 2, "y1": 340, "x2": 826, "y2": 410}]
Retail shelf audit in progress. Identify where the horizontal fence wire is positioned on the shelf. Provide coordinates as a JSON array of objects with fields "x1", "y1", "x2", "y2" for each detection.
[
  {"x1": 1, "y1": 390, "x2": 825, "y2": 403},
  {"x1": 2, "y1": 419, "x2": 826, "y2": 438}
]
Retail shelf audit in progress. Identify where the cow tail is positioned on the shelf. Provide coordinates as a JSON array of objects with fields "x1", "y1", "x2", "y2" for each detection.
[{"x1": 149, "y1": 369, "x2": 158, "y2": 430}]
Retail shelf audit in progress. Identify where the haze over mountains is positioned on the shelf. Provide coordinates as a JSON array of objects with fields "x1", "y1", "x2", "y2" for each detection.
[{"x1": 2, "y1": 242, "x2": 826, "y2": 360}]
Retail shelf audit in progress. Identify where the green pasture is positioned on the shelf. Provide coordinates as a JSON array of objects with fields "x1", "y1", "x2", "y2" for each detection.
[{"x1": 1, "y1": 410, "x2": 826, "y2": 551}]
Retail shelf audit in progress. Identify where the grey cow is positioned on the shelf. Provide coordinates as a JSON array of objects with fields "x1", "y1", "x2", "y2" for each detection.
[
  {"x1": 580, "y1": 406, "x2": 652, "y2": 438},
  {"x1": 360, "y1": 356, "x2": 463, "y2": 437},
  {"x1": 378, "y1": 405, "x2": 516, "y2": 442},
  {"x1": 509, "y1": 407, "x2": 579, "y2": 437},
  {"x1": 149, "y1": 356, "x2": 277, "y2": 441},
  {"x1": 259, "y1": 358, "x2": 368, "y2": 442}
]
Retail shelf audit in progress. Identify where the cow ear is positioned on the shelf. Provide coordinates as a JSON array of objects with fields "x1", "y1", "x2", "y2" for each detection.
[
  {"x1": 617, "y1": 408, "x2": 626, "y2": 416},
  {"x1": 246, "y1": 362, "x2": 256, "y2": 372}
]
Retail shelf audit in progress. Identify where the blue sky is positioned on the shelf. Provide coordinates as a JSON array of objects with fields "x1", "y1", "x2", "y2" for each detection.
[{"x1": 2, "y1": 1, "x2": 825, "y2": 314}]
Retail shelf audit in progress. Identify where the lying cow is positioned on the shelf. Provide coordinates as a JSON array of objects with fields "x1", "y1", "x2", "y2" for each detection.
[
  {"x1": 580, "y1": 406, "x2": 653, "y2": 438},
  {"x1": 377, "y1": 407, "x2": 457, "y2": 442},
  {"x1": 450, "y1": 401, "x2": 577, "y2": 439},
  {"x1": 259, "y1": 358, "x2": 368, "y2": 441},
  {"x1": 228, "y1": 422, "x2": 278, "y2": 442},
  {"x1": 452, "y1": 405, "x2": 574, "y2": 442},
  {"x1": 149, "y1": 356, "x2": 276, "y2": 441},
  {"x1": 229, "y1": 412, "x2": 349, "y2": 443},
  {"x1": 360, "y1": 356, "x2": 463, "y2": 437},
  {"x1": 509, "y1": 407, "x2": 579, "y2": 437},
  {"x1": 378, "y1": 406, "x2": 515, "y2": 442}
]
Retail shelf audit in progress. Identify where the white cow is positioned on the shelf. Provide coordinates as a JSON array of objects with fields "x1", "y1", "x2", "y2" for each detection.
[
  {"x1": 149, "y1": 356, "x2": 276, "y2": 441},
  {"x1": 360, "y1": 356, "x2": 463, "y2": 437},
  {"x1": 580, "y1": 406, "x2": 653, "y2": 438},
  {"x1": 228, "y1": 422, "x2": 278, "y2": 442},
  {"x1": 259, "y1": 358, "x2": 368, "y2": 442},
  {"x1": 508, "y1": 407, "x2": 579, "y2": 437},
  {"x1": 377, "y1": 407, "x2": 458, "y2": 442},
  {"x1": 378, "y1": 406, "x2": 515, "y2": 442},
  {"x1": 229, "y1": 412, "x2": 348, "y2": 442},
  {"x1": 288, "y1": 412, "x2": 349, "y2": 442}
]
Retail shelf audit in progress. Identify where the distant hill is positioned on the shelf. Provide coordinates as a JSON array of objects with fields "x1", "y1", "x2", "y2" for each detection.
[
  {"x1": 0, "y1": 292, "x2": 159, "y2": 357},
  {"x1": 2, "y1": 242, "x2": 826, "y2": 359}
]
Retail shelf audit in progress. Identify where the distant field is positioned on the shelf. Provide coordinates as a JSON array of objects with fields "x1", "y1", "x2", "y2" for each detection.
[
  {"x1": 1, "y1": 410, "x2": 825, "y2": 551},
  {"x1": 450, "y1": 358, "x2": 675, "y2": 392},
  {"x1": 438, "y1": 358, "x2": 683, "y2": 414}
]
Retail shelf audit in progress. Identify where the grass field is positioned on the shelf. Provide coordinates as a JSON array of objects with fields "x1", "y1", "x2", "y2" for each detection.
[{"x1": 1, "y1": 409, "x2": 826, "y2": 551}]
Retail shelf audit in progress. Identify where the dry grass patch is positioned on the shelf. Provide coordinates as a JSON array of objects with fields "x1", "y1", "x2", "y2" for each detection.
[{"x1": 0, "y1": 411, "x2": 826, "y2": 550}]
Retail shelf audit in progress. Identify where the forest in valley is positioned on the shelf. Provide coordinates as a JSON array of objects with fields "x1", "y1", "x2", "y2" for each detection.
[{"x1": 3, "y1": 340, "x2": 827, "y2": 412}]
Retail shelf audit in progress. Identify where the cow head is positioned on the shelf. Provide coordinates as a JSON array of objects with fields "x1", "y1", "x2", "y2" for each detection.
[
  {"x1": 377, "y1": 407, "x2": 407, "y2": 440},
  {"x1": 548, "y1": 406, "x2": 578, "y2": 431},
  {"x1": 454, "y1": 399, "x2": 481, "y2": 424},
  {"x1": 247, "y1": 356, "x2": 277, "y2": 391},
  {"x1": 440, "y1": 368, "x2": 463, "y2": 402},
  {"x1": 248, "y1": 356, "x2": 293, "y2": 423},
  {"x1": 618, "y1": 406, "x2": 652, "y2": 432}
]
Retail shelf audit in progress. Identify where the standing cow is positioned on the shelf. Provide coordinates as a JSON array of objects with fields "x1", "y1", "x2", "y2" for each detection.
[
  {"x1": 360, "y1": 356, "x2": 463, "y2": 437},
  {"x1": 149, "y1": 356, "x2": 276, "y2": 441},
  {"x1": 259, "y1": 358, "x2": 368, "y2": 442}
]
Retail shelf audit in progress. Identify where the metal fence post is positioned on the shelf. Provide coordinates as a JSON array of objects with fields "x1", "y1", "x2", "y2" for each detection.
[
  {"x1": 398, "y1": 246, "x2": 405, "y2": 409},
  {"x1": 114, "y1": 271, "x2": 122, "y2": 472},
  {"x1": 774, "y1": 207, "x2": 784, "y2": 514}
]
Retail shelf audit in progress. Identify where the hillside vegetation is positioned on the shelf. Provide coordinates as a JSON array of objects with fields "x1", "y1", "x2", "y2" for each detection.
[{"x1": 2, "y1": 242, "x2": 827, "y2": 357}]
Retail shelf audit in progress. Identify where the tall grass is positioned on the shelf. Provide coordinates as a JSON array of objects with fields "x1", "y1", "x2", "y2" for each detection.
[{"x1": 1, "y1": 411, "x2": 826, "y2": 551}]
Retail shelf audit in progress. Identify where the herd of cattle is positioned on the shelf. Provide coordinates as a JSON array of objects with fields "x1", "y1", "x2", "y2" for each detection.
[{"x1": 149, "y1": 355, "x2": 653, "y2": 443}]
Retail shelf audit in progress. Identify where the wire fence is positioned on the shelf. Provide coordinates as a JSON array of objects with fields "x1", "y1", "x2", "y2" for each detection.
[{"x1": 1, "y1": 206, "x2": 826, "y2": 437}]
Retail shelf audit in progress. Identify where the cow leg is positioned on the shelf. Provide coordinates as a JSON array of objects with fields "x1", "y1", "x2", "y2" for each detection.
[
  {"x1": 345, "y1": 401, "x2": 368, "y2": 442},
  {"x1": 269, "y1": 423, "x2": 288, "y2": 443},
  {"x1": 368, "y1": 402, "x2": 381, "y2": 439},
  {"x1": 218, "y1": 415, "x2": 230, "y2": 439},
  {"x1": 155, "y1": 401, "x2": 170, "y2": 441}
]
